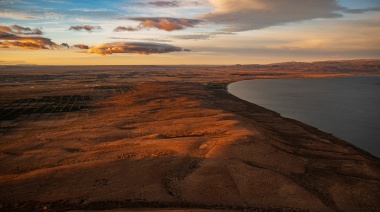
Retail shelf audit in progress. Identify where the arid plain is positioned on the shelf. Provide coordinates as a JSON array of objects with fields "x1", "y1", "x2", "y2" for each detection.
[{"x1": 0, "y1": 60, "x2": 380, "y2": 211}]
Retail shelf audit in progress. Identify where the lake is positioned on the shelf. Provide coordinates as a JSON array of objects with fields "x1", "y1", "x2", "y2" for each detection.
[{"x1": 228, "y1": 75, "x2": 380, "y2": 157}]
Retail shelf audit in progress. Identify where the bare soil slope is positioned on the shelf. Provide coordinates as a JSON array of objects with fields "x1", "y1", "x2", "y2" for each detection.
[{"x1": 0, "y1": 60, "x2": 379, "y2": 211}]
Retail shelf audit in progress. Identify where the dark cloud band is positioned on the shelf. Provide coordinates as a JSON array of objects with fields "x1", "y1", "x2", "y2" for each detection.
[
  {"x1": 0, "y1": 24, "x2": 43, "y2": 35},
  {"x1": 74, "y1": 44, "x2": 89, "y2": 49},
  {"x1": 87, "y1": 42, "x2": 186, "y2": 55},
  {"x1": 69, "y1": 25, "x2": 102, "y2": 32},
  {"x1": 113, "y1": 26, "x2": 139, "y2": 32},
  {"x1": 148, "y1": 1, "x2": 179, "y2": 7}
]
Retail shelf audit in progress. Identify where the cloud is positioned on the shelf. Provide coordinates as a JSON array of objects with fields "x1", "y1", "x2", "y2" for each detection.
[
  {"x1": 172, "y1": 34, "x2": 212, "y2": 40},
  {"x1": 73, "y1": 44, "x2": 89, "y2": 49},
  {"x1": 0, "y1": 41, "x2": 9, "y2": 48},
  {"x1": 60, "y1": 43, "x2": 70, "y2": 49},
  {"x1": 69, "y1": 25, "x2": 102, "y2": 32},
  {"x1": 343, "y1": 7, "x2": 380, "y2": 14},
  {"x1": 113, "y1": 26, "x2": 139, "y2": 32},
  {"x1": 172, "y1": 31, "x2": 235, "y2": 40},
  {"x1": 148, "y1": 1, "x2": 180, "y2": 7},
  {"x1": 0, "y1": 40, "x2": 47, "y2": 49},
  {"x1": 109, "y1": 37, "x2": 173, "y2": 43},
  {"x1": 87, "y1": 42, "x2": 184, "y2": 55},
  {"x1": 0, "y1": 24, "x2": 43, "y2": 35},
  {"x1": 128, "y1": 17, "x2": 202, "y2": 31},
  {"x1": 0, "y1": 8, "x2": 38, "y2": 20},
  {"x1": 0, "y1": 8, "x2": 62, "y2": 20},
  {"x1": 134, "y1": 0, "x2": 205, "y2": 7},
  {"x1": 0, "y1": 0, "x2": 29, "y2": 5},
  {"x1": 0, "y1": 31, "x2": 59, "y2": 49},
  {"x1": 200, "y1": 0, "x2": 350, "y2": 32},
  {"x1": 12, "y1": 25, "x2": 43, "y2": 35}
]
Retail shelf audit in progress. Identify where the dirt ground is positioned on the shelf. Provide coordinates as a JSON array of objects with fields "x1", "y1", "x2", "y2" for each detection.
[{"x1": 0, "y1": 60, "x2": 379, "y2": 211}]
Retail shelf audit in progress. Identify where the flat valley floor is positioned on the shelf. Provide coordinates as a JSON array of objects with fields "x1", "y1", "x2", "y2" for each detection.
[{"x1": 0, "y1": 61, "x2": 380, "y2": 211}]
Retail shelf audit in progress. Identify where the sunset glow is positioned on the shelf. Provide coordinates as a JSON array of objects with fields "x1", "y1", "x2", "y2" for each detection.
[{"x1": 1, "y1": 0, "x2": 379, "y2": 65}]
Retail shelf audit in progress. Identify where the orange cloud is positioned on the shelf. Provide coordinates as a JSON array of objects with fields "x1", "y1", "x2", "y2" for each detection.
[
  {"x1": 0, "y1": 31, "x2": 59, "y2": 49},
  {"x1": 1, "y1": 40, "x2": 50, "y2": 49},
  {"x1": 0, "y1": 41, "x2": 9, "y2": 48},
  {"x1": 74, "y1": 44, "x2": 89, "y2": 49},
  {"x1": 87, "y1": 42, "x2": 184, "y2": 55},
  {"x1": 129, "y1": 17, "x2": 202, "y2": 31},
  {"x1": 0, "y1": 25, "x2": 57, "y2": 50}
]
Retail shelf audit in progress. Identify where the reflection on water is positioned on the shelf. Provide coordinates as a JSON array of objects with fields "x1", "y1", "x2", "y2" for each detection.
[{"x1": 228, "y1": 75, "x2": 380, "y2": 157}]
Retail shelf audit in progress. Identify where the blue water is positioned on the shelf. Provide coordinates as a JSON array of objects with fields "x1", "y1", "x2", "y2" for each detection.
[{"x1": 228, "y1": 75, "x2": 380, "y2": 157}]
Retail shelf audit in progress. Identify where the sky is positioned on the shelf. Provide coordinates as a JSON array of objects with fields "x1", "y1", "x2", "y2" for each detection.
[{"x1": 0, "y1": 0, "x2": 379, "y2": 65}]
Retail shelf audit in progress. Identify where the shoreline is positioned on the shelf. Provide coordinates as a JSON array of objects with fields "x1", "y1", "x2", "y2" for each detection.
[
  {"x1": 226, "y1": 76, "x2": 380, "y2": 159},
  {"x1": 0, "y1": 61, "x2": 379, "y2": 211},
  {"x1": 232, "y1": 91, "x2": 378, "y2": 160},
  {"x1": 222, "y1": 84, "x2": 380, "y2": 162}
]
